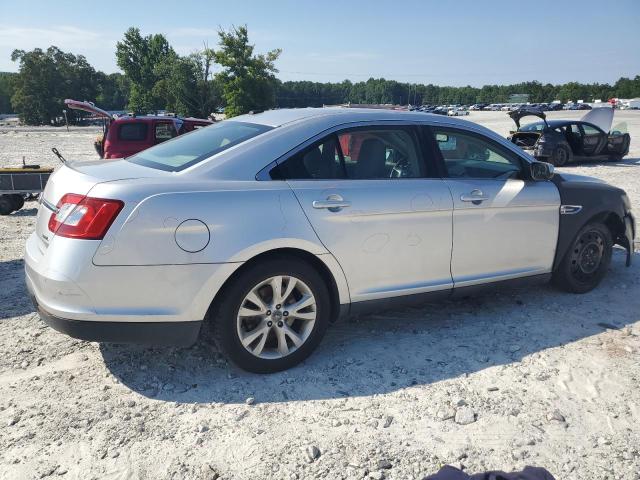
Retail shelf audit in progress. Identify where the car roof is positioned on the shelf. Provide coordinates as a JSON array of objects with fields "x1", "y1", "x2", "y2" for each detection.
[
  {"x1": 229, "y1": 107, "x2": 458, "y2": 128},
  {"x1": 113, "y1": 115, "x2": 211, "y2": 124}
]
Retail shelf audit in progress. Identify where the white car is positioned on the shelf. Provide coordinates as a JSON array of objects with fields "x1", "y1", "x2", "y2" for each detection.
[
  {"x1": 25, "y1": 108, "x2": 635, "y2": 373},
  {"x1": 447, "y1": 107, "x2": 469, "y2": 116}
]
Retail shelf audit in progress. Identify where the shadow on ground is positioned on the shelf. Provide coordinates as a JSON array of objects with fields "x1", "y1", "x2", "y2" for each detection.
[
  {"x1": 12, "y1": 207, "x2": 38, "y2": 217},
  {"x1": 563, "y1": 156, "x2": 640, "y2": 168},
  {"x1": 0, "y1": 259, "x2": 33, "y2": 320},
  {"x1": 101, "y1": 250, "x2": 639, "y2": 404}
]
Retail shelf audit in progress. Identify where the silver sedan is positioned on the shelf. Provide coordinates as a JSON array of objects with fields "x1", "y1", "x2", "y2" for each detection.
[{"x1": 25, "y1": 108, "x2": 634, "y2": 372}]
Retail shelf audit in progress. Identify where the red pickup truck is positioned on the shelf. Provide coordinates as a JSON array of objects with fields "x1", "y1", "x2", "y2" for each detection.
[{"x1": 65, "y1": 99, "x2": 213, "y2": 159}]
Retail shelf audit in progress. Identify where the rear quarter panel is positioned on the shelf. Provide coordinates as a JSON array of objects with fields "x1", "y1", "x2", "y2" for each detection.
[{"x1": 90, "y1": 181, "x2": 329, "y2": 266}]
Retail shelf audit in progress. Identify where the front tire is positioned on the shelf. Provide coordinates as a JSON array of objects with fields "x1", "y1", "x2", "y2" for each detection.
[
  {"x1": 553, "y1": 222, "x2": 612, "y2": 293},
  {"x1": 209, "y1": 257, "x2": 331, "y2": 373}
]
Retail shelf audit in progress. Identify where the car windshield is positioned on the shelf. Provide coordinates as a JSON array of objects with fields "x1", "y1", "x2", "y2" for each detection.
[
  {"x1": 127, "y1": 121, "x2": 272, "y2": 171},
  {"x1": 519, "y1": 122, "x2": 546, "y2": 132}
]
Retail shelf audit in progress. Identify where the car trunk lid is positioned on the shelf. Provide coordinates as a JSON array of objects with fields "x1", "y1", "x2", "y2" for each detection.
[
  {"x1": 508, "y1": 107, "x2": 548, "y2": 129},
  {"x1": 64, "y1": 99, "x2": 113, "y2": 121},
  {"x1": 35, "y1": 159, "x2": 163, "y2": 247}
]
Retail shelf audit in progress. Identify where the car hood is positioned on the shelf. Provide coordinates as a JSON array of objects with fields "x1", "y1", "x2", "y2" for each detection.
[
  {"x1": 581, "y1": 107, "x2": 614, "y2": 133},
  {"x1": 508, "y1": 107, "x2": 547, "y2": 129}
]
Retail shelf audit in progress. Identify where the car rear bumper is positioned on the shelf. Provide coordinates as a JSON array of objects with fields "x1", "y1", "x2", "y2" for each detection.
[
  {"x1": 31, "y1": 294, "x2": 201, "y2": 346},
  {"x1": 24, "y1": 232, "x2": 241, "y2": 324}
]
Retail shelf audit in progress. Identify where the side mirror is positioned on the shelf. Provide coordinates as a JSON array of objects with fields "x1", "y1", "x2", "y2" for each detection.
[{"x1": 530, "y1": 162, "x2": 554, "y2": 181}]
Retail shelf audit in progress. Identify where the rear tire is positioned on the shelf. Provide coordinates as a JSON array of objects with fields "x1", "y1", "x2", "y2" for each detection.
[
  {"x1": 553, "y1": 221, "x2": 612, "y2": 293},
  {"x1": 0, "y1": 195, "x2": 14, "y2": 215},
  {"x1": 9, "y1": 194, "x2": 24, "y2": 212},
  {"x1": 208, "y1": 257, "x2": 331, "y2": 373},
  {"x1": 550, "y1": 144, "x2": 572, "y2": 167}
]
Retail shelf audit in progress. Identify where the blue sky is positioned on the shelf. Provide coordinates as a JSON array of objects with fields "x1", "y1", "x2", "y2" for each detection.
[{"x1": 1, "y1": 0, "x2": 638, "y2": 86}]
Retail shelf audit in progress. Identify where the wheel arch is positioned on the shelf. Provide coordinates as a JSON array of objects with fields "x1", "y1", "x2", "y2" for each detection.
[
  {"x1": 553, "y1": 208, "x2": 626, "y2": 271},
  {"x1": 203, "y1": 247, "x2": 349, "y2": 327}
]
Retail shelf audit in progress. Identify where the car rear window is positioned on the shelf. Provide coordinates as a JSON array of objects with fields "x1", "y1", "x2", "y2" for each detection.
[
  {"x1": 118, "y1": 123, "x2": 148, "y2": 141},
  {"x1": 126, "y1": 121, "x2": 272, "y2": 171}
]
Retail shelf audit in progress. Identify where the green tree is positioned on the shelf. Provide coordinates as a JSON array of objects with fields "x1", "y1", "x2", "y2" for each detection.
[
  {"x1": 153, "y1": 48, "x2": 221, "y2": 117},
  {"x1": 613, "y1": 76, "x2": 640, "y2": 99},
  {"x1": 96, "y1": 72, "x2": 130, "y2": 110},
  {"x1": 188, "y1": 47, "x2": 221, "y2": 117},
  {"x1": 11, "y1": 46, "x2": 98, "y2": 125},
  {"x1": 214, "y1": 25, "x2": 281, "y2": 117},
  {"x1": 0, "y1": 72, "x2": 17, "y2": 113},
  {"x1": 116, "y1": 27, "x2": 175, "y2": 113}
]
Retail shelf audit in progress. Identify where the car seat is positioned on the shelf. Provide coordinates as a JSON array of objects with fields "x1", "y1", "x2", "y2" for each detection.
[{"x1": 355, "y1": 138, "x2": 388, "y2": 178}]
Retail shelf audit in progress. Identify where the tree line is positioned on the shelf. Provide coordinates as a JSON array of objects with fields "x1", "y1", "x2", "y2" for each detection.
[
  {"x1": 276, "y1": 77, "x2": 640, "y2": 108},
  {"x1": 2, "y1": 25, "x2": 640, "y2": 125}
]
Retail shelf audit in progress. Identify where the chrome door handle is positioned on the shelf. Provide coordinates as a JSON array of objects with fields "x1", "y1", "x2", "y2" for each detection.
[
  {"x1": 460, "y1": 190, "x2": 489, "y2": 203},
  {"x1": 312, "y1": 194, "x2": 351, "y2": 211}
]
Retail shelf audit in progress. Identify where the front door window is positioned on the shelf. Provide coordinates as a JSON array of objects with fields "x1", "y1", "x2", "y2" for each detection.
[{"x1": 431, "y1": 128, "x2": 522, "y2": 180}]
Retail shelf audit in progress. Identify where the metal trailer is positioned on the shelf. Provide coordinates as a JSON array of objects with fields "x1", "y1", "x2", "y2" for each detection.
[{"x1": 0, "y1": 167, "x2": 53, "y2": 215}]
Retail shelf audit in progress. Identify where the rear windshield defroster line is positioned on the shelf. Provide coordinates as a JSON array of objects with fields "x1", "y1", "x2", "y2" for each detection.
[{"x1": 126, "y1": 121, "x2": 273, "y2": 172}]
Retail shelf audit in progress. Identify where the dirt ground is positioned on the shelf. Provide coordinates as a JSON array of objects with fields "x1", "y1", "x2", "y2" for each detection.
[{"x1": 0, "y1": 111, "x2": 639, "y2": 480}]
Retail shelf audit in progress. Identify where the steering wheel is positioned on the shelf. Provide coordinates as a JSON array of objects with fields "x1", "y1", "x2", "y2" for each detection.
[{"x1": 389, "y1": 158, "x2": 410, "y2": 178}]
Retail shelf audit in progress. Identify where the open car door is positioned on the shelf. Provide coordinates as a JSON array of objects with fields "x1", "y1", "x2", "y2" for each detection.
[
  {"x1": 607, "y1": 121, "x2": 631, "y2": 157},
  {"x1": 64, "y1": 99, "x2": 114, "y2": 121}
]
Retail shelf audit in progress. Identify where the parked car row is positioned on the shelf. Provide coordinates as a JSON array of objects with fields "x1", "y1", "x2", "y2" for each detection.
[
  {"x1": 410, "y1": 105, "x2": 470, "y2": 116},
  {"x1": 411, "y1": 102, "x2": 600, "y2": 113}
]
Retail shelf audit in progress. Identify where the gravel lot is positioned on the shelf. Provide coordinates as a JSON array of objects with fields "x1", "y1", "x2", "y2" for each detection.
[{"x1": 0, "y1": 111, "x2": 639, "y2": 480}]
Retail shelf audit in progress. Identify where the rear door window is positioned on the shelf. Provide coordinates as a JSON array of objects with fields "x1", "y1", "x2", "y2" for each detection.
[
  {"x1": 118, "y1": 123, "x2": 148, "y2": 141},
  {"x1": 338, "y1": 128, "x2": 424, "y2": 179},
  {"x1": 581, "y1": 124, "x2": 601, "y2": 135},
  {"x1": 155, "y1": 122, "x2": 177, "y2": 143},
  {"x1": 270, "y1": 136, "x2": 344, "y2": 180}
]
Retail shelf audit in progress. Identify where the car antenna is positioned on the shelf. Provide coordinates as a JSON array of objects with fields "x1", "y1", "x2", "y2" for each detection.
[{"x1": 51, "y1": 147, "x2": 67, "y2": 164}]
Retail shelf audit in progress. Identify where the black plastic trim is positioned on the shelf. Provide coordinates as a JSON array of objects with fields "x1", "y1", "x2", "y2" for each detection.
[
  {"x1": 551, "y1": 174, "x2": 633, "y2": 269},
  {"x1": 348, "y1": 273, "x2": 551, "y2": 316},
  {"x1": 35, "y1": 300, "x2": 201, "y2": 347}
]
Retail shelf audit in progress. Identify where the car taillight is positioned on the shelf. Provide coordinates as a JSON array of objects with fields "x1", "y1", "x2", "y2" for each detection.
[{"x1": 48, "y1": 194, "x2": 124, "y2": 240}]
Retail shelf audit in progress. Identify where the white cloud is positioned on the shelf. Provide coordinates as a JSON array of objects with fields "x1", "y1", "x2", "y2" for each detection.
[
  {"x1": 0, "y1": 25, "x2": 104, "y2": 48},
  {"x1": 0, "y1": 25, "x2": 120, "y2": 72}
]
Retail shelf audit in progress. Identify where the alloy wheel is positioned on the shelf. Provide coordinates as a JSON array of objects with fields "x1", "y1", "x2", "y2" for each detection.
[{"x1": 236, "y1": 275, "x2": 317, "y2": 359}]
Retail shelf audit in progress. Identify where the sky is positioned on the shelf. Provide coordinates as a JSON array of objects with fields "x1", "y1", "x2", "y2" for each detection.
[{"x1": 0, "y1": 0, "x2": 639, "y2": 87}]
